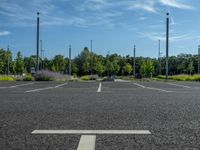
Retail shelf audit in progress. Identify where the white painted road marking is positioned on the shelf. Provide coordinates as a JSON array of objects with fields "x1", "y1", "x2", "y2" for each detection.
[
  {"x1": 31, "y1": 130, "x2": 151, "y2": 135},
  {"x1": 26, "y1": 83, "x2": 67, "y2": 93},
  {"x1": 26, "y1": 87, "x2": 54, "y2": 93},
  {"x1": 134, "y1": 83, "x2": 172, "y2": 93},
  {"x1": 77, "y1": 135, "x2": 96, "y2": 150},
  {"x1": 10, "y1": 82, "x2": 35, "y2": 88},
  {"x1": 0, "y1": 83, "x2": 35, "y2": 89},
  {"x1": 55, "y1": 83, "x2": 68, "y2": 88},
  {"x1": 97, "y1": 82, "x2": 102, "y2": 92},
  {"x1": 167, "y1": 83, "x2": 191, "y2": 89}
]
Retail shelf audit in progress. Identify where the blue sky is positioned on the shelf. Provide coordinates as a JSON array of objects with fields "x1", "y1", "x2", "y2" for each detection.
[{"x1": 0, "y1": 0, "x2": 200, "y2": 59}]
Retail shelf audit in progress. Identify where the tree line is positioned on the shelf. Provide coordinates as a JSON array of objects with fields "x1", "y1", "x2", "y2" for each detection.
[{"x1": 0, "y1": 47, "x2": 199, "y2": 77}]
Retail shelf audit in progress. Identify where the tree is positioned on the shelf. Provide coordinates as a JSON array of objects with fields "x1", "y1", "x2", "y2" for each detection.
[
  {"x1": 140, "y1": 59, "x2": 154, "y2": 78},
  {"x1": 15, "y1": 51, "x2": 24, "y2": 74},
  {"x1": 94, "y1": 62, "x2": 104, "y2": 76},
  {"x1": 123, "y1": 63, "x2": 132, "y2": 75}
]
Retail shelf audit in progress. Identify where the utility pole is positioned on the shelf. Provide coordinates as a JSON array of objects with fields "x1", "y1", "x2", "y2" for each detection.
[
  {"x1": 166, "y1": 13, "x2": 169, "y2": 80},
  {"x1": 107, "y1": 51, "x2": 109, "y2": 77},
  {"x1": 198, "y1": 45, "x2": 200, "y2": 74},
  {"x1": 42, "y1": 49, "x2": 45, "y2": 70},
  {"x1": 69, "y1": 45, "x2": 72, "y2": 76},
  {"x1": 36, "y1": 12, "x2": 40, "y2": 72},
  {"x1": 90, "y1": 40, "x2": 93, "y2": 76},
  {"x1": 133, "y1": 45, "x2": 136, "y2": 77},
  {"x1": 40, "y1": 40, "x2": 42, "y2": 70},
  {"x1": 7, "y1": 45, "x2": 10, "y2": 75},
  {"x1": 158, "y1": 40, "x2": 161, "y2": 75}
]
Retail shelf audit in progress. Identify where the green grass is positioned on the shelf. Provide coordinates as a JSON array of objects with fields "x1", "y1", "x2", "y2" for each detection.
[
  {"x1": 157, "y1": 74, "x2": 200, "y2": 81},
  {"x1": 0, "y1": 76, "x2": 16, "y2": 81}
]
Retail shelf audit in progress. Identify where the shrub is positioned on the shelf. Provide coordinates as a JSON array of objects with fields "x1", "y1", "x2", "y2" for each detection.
[
  {"x1": 0, "y1": 76, "x2": 16, "y2": 81},
  {"x1": 23, "y1": 74, "x2": 34, "y2": 81},
  {"x1": 81, "y1": 75, "x2": 99, "y2": 81},
  {"x1": 34, "y1": 70, "x2": 70, "y2": 81}
]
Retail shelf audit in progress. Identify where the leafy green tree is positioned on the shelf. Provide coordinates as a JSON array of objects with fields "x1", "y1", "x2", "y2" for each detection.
[
  {"x1": 52, "y1": 55, "x2": 67, "y2": 72},
  {"x1": 15, "y1": 51, "x2": 24, "y2": 74},
  {"x1": 140, "y1": 59, "x2": 154, "y2": 78},
  {"x1": 94, "y1": 62, "x2": 104, "y2": 76},
  {"x1": 123, "y1": 63, "x2": 132, "y2": 75}
]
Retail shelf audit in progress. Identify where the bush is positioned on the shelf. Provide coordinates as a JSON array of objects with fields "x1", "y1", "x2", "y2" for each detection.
[
  {"x1": 34, "y1": 70, "x2": 70, "y2": 81},
  {"x1": 81, "y1": 75, "x2": 99, "y2": 81},
  {"x1": 23, "y1": 74, "x2": 34, "y2": 81},
  {"x1": 0, "y1": 76, "x2": 16, "y2": 81},
  {"x1": 158, "y1": 74, "x2": 200, "y2": 81}
]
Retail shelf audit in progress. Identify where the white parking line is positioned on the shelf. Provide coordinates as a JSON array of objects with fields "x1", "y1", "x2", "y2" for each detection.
[
  {"x1": 26, "y1": 83, "x2": 67, "y2": 93},
  {"x1": 134, "y1": 83, "x2": 172, "y2": 93},
  {"x1": 26, "y1": 87, "x2": 54, "y2": 93},
  {"x1": 10, "y1": 82, "x2": 35, "y2": 88},
  {"x1": 77, "y1": 135, "x2": 96, "y2": 150},
  {"x1": 167, "y1": 83, "x2": 191, "y2": 89},
  {"x1": 97, "y1": 82, "x2": 102, "y2": 92},
  {"x1": 55, "y1": 83, "x2": 68, "y2": 88},
  {"x1": 31, "y1": 130, "x2": 151, "y2": 135}
]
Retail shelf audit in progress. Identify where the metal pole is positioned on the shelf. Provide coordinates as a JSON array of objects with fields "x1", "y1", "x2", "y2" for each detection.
[
  {"x1": 107, "y1": 51, "x2": 109, "y2": 77},
  {"x1": 133, "y1": 45, "x2": 136, "y2": 77},
  {"x1": 42, "y1": 49, "x2": 45, "y2": 70},
  {"x1": 90, "y1": 40, "x2": 93, "y2": 76},
  {"x1": 69, "y1": 45, "x2": 72, "y2": 76},
  {"x1": 7, "y1": 45, "x2": 10, "y2": 75},
  {"x1": 198, "y1": 45, "x2": 200, "y2": 74},
  {"x1": 158, "y1": 40, "x2": 161, "y2": 75},
  {"x1": 166, "y1": 13, "x2": 169, "y2": 79},
  {"x1": 40, "y1": 40, "x2": 42, "y2": 70},
  {"x1": 36, "y1": 12, "x2": 40, "y2": 72}
]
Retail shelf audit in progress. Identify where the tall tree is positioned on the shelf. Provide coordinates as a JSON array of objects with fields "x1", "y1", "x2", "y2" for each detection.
[{"x1": 15, "y1": 51, "x2": 24, "y2": 74}]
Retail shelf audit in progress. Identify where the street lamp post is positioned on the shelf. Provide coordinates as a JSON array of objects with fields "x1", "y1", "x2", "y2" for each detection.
[
  {"x1": 36, "y1": 12, "x2": 40, "y2": 72},
  {"x1": 90, "y1": 40, "x2": 93, "y2": 76},
  {"x1": 7, "y1": 45, "x2": 10, "y2": 75},
  {"x1": 69, "y1": 45, "x2": 72, "y2": 76},
  {"x1": 166, "y1": 13, "x2": 169, "y2": 80},
  {"x1": 133, "y1": 45, "x2": 136, "y2": 77},
  {"x1": 198, "y1": 45, "x2": 200, "y2": 74}
]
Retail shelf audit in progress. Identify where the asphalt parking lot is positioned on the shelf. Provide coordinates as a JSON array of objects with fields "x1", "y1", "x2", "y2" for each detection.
[{"x1": 1, "y1": 80, "x2": 200, "y2": 150}]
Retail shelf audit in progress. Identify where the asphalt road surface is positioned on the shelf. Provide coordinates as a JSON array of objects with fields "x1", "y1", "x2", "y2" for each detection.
[{"x1": 0, "y1": 80, "x2": 200, "y2": 150}]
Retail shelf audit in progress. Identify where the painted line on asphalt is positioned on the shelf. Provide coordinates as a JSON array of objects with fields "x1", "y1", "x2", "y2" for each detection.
[
  {"x1": 133, "y1": 83, "x2": 146, "y2": 88},
  {"x1": 0, "y1": 83, "x2": 35, "y2": 89},
  {"x1": 26, "y1": 83, "x2": 67, "y2": 93},
  {"x1": 167, "y1": 83, "x2": 191, "y2": 89},
  {"x1": 31, "y1": 130, "x2": 151, "y2": 135},
  {"x1": 77, "y1": 135, "x2": 96, "y2": 150},
  {"x1": 97, "y1": 82, "x2": 102, "y2": 92},
  {"x1": 134, "y1": 83, "x2": 172, "y2": 93},
  {"x1": 55, "y1": 83, "x2": 68, "y2": 88},
  {"x1": 26, "y1": 87, "x2": 54, "y2": 93}
]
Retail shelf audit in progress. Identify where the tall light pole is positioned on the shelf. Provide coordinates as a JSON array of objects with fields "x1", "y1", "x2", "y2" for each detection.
[
  {"x1": 90, "y1": 40, "x2": 93, "y2": 76},
  {"x1": 7, "y1": 45, "x2": 10, "y2": 75},
  {"x1": 69, "y1": 45, "x2": 72, "y2": 76},
  {"x1": 133, "y1": 45, "x2": 136, "y2": 77},
  {"x1": 166, "y1": 13, "x2": 169, "y2": 80},
  {"x1": 158, "y1": 40, "x2": 161, "y2": 75},
  {"x1": 36, "y1": 12, "x2": 40, "y2": 72},
  {"x1": 198, "y1": 45, "x2": 200, "y2": 74},
  {"x1": 40, "y1": 40, "x2": 42, "y2": 70}
]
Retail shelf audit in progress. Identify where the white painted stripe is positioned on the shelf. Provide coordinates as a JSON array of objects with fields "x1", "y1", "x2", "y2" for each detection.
[
  {"x1": 146, "y1": 87, "x2": 172, "y2": 93},
  {"x1": 77, "y1": 135, "x2": 96, "y2": 150},
  {"x1": 55, "y1": 83, "x2": 68, "y2": 88},
  {"x1": 31, "y1": 130, "x2": 151, "y2": 135},
  {"x1": 167, "y1": 83, "x2": 191, "y2": 89},
  {"x1": 134, "y1": 83, "x2": 146, "y2": 88},
  {"x1": 134, "y1": 83, "x2": 172, "y2": 93},
  {"x1": 10, "y1": 82, "x2": 35, "y2": 88},
  {"x1": 26, "y1": 87, "x2": 54, "y2": 93},
  {"x1": 26, "y1": 83, "x2": 67, "y2": 93},
  {"x1": 97, "y1": 82, "x2": 102, "y2": 92}
]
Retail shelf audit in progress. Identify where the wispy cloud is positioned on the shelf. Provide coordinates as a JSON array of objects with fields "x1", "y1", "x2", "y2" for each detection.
[
  {"x1": 159, "y1": 0, "x2": 194, "y2": 10},
  {"x1": 0, "y1": 31, "x2": 10, "y2": 36}
]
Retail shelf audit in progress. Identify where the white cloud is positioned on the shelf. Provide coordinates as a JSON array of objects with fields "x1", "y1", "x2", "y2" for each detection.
[
  {"x1": 159, "y1": 0, "x2": 194, "y2": 9},
  {"x1": 0, "y1": 31, "x2": 10, "y2": 36}
]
